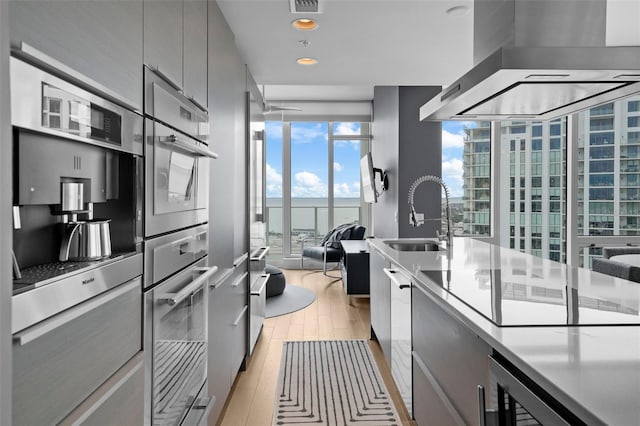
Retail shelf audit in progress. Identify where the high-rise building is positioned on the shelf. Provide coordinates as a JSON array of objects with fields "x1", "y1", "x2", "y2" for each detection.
[{"x1": 460, "y1": 95, "x2": 640, "y2": 266}]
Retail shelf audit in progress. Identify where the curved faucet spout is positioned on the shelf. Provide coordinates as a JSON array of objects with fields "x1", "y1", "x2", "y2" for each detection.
[{"x1": 407, "y1": 175, "x2": 453, "y2": 250}]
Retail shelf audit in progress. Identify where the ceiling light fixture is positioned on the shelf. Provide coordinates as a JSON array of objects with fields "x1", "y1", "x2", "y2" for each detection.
[
  {"x1": 296, "y1": 57, "x2": 318, "y2": 65},
  {"x1": 292, "y1": 18, "x2": 318, "y2": 30},
  {"x1": 445, "y1": 5, "x2": 469, "y2": 16}
]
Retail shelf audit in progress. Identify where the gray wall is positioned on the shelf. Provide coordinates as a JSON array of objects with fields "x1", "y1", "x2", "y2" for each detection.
[
  {"x1": 372, "y1": 86, "x2": 442, "y2": 239},
  {"x1": 208, "y1": 1, "x2": 247, "y2": 267},
  {"x1": 0, "y1": 1, "x2": 11, "y2": 422}
]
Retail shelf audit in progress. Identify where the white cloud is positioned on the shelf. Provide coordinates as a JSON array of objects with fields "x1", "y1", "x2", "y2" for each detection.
[
  {"x1": 266, "y1": 163, "x2": 282, "y2": 197},
  {"x1": 334, "y1": 140, "x2": 361, "y2": 151},
  {"x1": 334, "y1": 162, "x2": 343, "y2": 172},
  {"x1": 334, "y1": 182, "x2": 360, "y2": 198},
  {"x1": 442, "y1": 158, "x2": 464, "y2": 198},
  {"x1": 442, "y1": 129, "x2": 464, "y2": 149},
  {"x1": 334, "y1": 122, "x2": 360, "y2": 135},
  {"x1": 292, "y1": 171, "x2": 327, "y2": 197},
  {"x1": 290, "y1": 123, "x2": 327, "y2": 143}
]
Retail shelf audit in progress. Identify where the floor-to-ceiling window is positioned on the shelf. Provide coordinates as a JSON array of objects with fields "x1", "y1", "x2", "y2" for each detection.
[
  {"x1": 446, "y1": 95, "x2": 640, "y2": 268},
  {"x1": 442, "y1": 121, "x2": 491, "y2": 237},
  {"x1": 265, "y1": 120, "x2": 371, "y2": 265},
  {"x1": 575, "y1": 95, "x2": 640, "y2": 267}
]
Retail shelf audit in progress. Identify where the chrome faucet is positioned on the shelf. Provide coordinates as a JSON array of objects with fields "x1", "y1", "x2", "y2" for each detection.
[{"x1": 408, "y1": 174, "x2": 453, "y2": 250}]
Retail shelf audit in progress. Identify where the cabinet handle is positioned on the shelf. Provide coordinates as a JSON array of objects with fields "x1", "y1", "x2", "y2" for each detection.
[
  {"x1": 187, "y1": 95, "x2": 208, "y2": 113},
  {"x1": 233, "y1": 252, "x2": 249, "y2": 267},
  {"x1": 251, "y1": 274, "x2": 270, "y2": 296},
  {"x1": 150, "y1": 65, "x2": 182, "y2": 92},
  {"x1": 478, "y1": 385, "x2": 487, "y2": 426},
  {"x1": 250, "y1": 246, "x2": 270, "y2": 261},
  {"x1": 232, "y1": 272, "x2": 248, "y2": 288},
  {"x1": 383, "y1": 267, "x2": 411, "y2": 289},
  {"x1": 232, "y1": 305, "x2": 248, "y2": 326}
]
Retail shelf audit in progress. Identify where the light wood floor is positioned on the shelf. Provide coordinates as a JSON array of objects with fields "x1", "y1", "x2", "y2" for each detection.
[{"x1": 217, "y1": 269, "x2": 414, "y2": 426}]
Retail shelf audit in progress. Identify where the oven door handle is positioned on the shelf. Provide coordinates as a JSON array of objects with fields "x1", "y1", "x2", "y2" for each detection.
[
  {"x1": 13, "y1": 279, "x2": 139, "y2": 346},
  {"x1": 158, "y1": 266, "x2": 218, "y2": 306},
  {"x1": 159, "y1": 134, "x2": 218, "y2": 159}
]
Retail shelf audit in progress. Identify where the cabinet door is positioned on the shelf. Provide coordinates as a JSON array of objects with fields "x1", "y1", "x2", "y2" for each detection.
[
  {"x1": 369, "y1": 247, "x2": 391, "y2": 365},
  {"x1": 9, "y1": 0, "x2": 143, "y2": 110},
  {"x1": 412, "y1": 283, "x2": 491, "y2": 425},
  {"x1": 183, "y1": 0, "x2": 207, "y2": 109},
  {"x1": 208, "y1": 277, "x2": 231, "y2": 425},
  {"x1": 143, "y1": 0, "x2": 183, "y2": 91}
]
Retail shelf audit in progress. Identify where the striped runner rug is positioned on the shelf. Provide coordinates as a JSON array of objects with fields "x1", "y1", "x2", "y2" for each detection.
[{"x1": 273, "y1": 340, "x2": 400, "y2": 426}]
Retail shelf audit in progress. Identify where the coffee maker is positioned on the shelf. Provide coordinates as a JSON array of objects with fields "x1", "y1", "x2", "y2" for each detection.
[{"x1": 57, "y1": 181, "x2": 112, "y2": 262}]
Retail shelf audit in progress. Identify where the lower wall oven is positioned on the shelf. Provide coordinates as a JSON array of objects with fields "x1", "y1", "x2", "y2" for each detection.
[{"x1": 144, "y1": 225, "x2": 216, "y2": 425}]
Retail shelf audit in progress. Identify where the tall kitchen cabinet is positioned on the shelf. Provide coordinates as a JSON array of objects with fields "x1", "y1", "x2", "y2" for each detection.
[
  {"x1": 206, "y1": 2, "x2": 250, "y2": 424},
  {"x1": 143, "y1": 0, "x2": 207, "y2": 109},
  {"x1": 8, "y1": 0, "x2": 143, "y2": 110},
  {"x1": 372, "y1": 86, "x2": 442, "y2": 239}
]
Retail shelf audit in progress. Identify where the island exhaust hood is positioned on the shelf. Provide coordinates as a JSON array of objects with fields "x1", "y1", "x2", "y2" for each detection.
[{"x1": 420, "y1": 0, "x2": 640, "y2": 121}]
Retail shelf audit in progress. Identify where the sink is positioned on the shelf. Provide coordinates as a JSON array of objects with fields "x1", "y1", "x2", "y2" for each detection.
[{"x1": 383, "y1": 240, "x2": 442, "y2": 252}]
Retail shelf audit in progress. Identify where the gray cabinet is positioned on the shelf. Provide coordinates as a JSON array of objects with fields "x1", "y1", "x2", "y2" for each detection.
[
  {"x1": 144, "y1": 0, "x2": 208, "y2": 109},
  {"x1": 369, "y1": 245, "x2": 391, "y2": 365},
  {"x1": 143, "y1": 0, "x2": 182, "y2": 90},
  {"x1": 412, "y1": 282, "x2": 491, "y2": 425},
  {"x1": 9, "y1": 0, "x2": 143, "y2": 110},
  {"x1": 183, "y1": 0, "x2": 208, "y2": 109},
  {"x1": 60, "y1": 352, "x2": 144, "y2": 426},
  {"x1": 207, "y1": 258, "x2": 248, "y2": 425}
]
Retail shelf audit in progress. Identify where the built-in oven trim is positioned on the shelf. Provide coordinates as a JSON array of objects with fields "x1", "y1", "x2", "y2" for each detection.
[{"x1": 10, "y1": 55, "x2": 143, "y2": 156}]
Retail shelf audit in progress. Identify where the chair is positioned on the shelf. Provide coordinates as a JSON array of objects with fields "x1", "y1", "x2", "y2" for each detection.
[
  {"x1": 592, "y1": 246, "x2": 640, "y2": 283},
  {"x1": 299, "y1": 223, "x2": 366, "y2": 276}
]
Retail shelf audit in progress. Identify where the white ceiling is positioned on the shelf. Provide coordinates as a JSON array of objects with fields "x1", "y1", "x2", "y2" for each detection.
[{"x1": 216, "y1": 0, "x2": 475, "y2": 102}]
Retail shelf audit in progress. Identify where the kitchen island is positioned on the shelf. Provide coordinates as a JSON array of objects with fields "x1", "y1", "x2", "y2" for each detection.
[{"x1": 368, "y1": 237, "x2": 640, "y2": 426}]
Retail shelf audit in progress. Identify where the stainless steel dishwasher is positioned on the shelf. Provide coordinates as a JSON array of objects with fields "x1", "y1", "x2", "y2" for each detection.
[{"x1": 384, "y1": 267, "x2": 413, "y2": 417}]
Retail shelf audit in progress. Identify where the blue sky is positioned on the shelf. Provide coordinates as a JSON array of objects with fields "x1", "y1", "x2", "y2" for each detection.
[
  {"x1": 265, "y1": 121, "x2": 362, "y2": 198},
  {"x1": 265, "y1": 120, "x2": 477, "y2": 199},
  {"x1": 442, "y1": 121, "x2": 478, "y2": 197}
]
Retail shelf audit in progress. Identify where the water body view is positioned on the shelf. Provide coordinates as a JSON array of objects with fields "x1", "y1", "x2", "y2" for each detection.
[{"x1": 266, "y1": 198, "x2": 361, "y2": 255}]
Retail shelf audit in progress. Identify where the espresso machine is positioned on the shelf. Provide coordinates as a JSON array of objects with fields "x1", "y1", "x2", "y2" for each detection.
[{"x1": 12, "y1": 128, "x2": 142, "y2": 288}]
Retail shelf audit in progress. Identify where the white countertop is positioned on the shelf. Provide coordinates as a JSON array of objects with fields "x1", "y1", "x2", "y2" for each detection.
[{"x1": 368, "y1": 237, "x2": 640, "y2": 425}]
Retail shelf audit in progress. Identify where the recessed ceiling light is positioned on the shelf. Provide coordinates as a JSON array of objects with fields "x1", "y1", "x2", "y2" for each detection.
[
  {"x1": 446, "y1": 5, "x2": 469, "y2": 16},
  {"x1": 296, "y1": 57, "x2": 318, "y2": 65},
  {"x1": 292, "y1": 18, "x2": 318, "y2": 30}
]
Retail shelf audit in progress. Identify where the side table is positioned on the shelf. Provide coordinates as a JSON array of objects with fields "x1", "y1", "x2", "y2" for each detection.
[{"x1": 339, "y1": 240, "x2": 370, "y2": 295}]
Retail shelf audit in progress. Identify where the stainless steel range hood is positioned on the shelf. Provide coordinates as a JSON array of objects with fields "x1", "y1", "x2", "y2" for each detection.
[{"x1": 420, "y1": 0, "x2": 640, "y2": 121}]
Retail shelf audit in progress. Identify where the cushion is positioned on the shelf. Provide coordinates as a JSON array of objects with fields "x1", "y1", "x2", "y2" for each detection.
[
  {"x1": 302, "y1": 246, "x2": 342, "y2": 262},
  {"x1": 592, "y1": 257, "x2": 640, "y2": 283}
]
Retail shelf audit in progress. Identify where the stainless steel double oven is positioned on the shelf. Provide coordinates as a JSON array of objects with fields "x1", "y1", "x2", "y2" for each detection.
[{"x1": 143, "y1": 66, "x2": 218, "y2": 425}]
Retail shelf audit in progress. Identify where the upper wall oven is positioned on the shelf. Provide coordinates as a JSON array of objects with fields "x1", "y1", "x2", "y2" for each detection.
[{"x1": 143, "y1": 67, "x2": 217, "y2": 237}]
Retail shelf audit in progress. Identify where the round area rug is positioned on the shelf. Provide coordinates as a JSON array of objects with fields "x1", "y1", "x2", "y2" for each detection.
[{"x1": 265, "y1": 285, "x2": 316, "y2": 318}]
